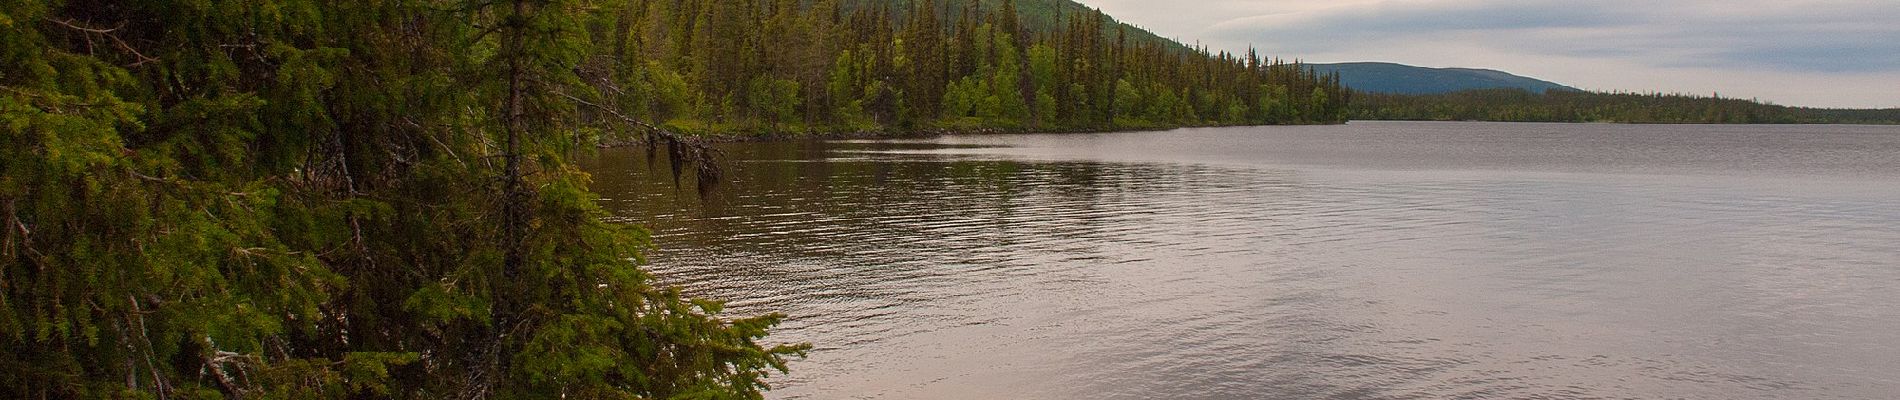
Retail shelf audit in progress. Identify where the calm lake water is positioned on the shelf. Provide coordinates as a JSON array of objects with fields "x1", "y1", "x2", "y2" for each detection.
[{"x1": 583, "y1": 121, "x2": 1900, "y2": 399}]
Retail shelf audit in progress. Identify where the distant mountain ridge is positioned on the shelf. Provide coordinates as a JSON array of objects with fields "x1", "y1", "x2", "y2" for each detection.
[{"x1": 1311, "y1": 62, "x2": 1578, "y2": 95}]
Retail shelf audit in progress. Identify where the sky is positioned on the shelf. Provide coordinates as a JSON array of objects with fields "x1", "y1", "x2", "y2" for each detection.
[{"x1": 1074, "y1": 0, "x2": 1900, "y2": 108}]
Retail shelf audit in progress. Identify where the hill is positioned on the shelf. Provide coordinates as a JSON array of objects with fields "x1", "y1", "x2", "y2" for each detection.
[
  {"x1": 845, "y1": 0, "x2": 1180, "y2": 47},
  {"x1": 634, "y1": 0, "x2": 1352, "y2": 134},
  {"x1": 1312, "y1": 62, "x2": 1577, "y2": 95}
]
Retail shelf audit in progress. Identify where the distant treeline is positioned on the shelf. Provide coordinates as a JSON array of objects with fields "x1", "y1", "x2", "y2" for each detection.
[
  {"x1": 618, "y1": 0, "x2": 1350, "y2": 136},
  {"x1": 1352, "y1": 89, "x2": 1900, "y2": 124}
]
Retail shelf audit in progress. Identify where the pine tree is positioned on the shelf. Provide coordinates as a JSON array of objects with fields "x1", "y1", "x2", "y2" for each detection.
[
  {"x1": 1, "y1": 0, "x2": 806, "y2": 398},
  {"x1": 901, "y1": 0, "x2": 948, "y2": 126}
]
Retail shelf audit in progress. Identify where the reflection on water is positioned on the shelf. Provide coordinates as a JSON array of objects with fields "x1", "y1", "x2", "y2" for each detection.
[{"x1": 583, "y1": 122, "x2": 1900, "y2": 399}]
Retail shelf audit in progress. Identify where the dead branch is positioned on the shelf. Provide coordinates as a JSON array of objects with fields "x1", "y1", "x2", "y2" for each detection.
[
  {"x1": 2, "y1": 199, "x2": 18, "y2": 259},
  {"x1": 128, "y1": 295, "x2": 172, "y2": 399},
  {"x1": 546, "y1": 90, "x2": 724, "y2": 191},
  {"x1": 43, "y1": 17, "x2": 160, "y2": 67}
]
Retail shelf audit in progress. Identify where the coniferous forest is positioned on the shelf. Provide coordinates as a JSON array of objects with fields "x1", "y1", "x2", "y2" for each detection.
[
  {"x1": 2, "y1": 0, "x2": 1345, "y2": 397},
  {"x1": 4, "y1": 0, "x2": 814, "y2": 398},
  {"x1": 602, "y1": 0, "x2": 1351, "y2": 135},
  {"x1": 1352, "y1": 89, "x2": 1900, "y2": 124}
]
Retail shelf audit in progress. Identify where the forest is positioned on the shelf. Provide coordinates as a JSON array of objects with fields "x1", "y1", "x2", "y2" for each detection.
[
  {"x1": 600, "y1": 0, "x2": 1352, "y2": 136},
  {"x1": 2, "y1": 0, "x2": 1350, "y2": 397},
  {"x1": 2, "y1": 0, "x2": 815, "y2": 398},
  {"x1": 1352, "y1": 89, "x2": 1900, "y2": 124}
]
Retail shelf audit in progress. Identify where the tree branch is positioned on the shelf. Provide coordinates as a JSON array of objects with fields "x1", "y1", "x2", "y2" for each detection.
[
  {"x1": 2, "y1": 199, "x2": 18, "y2": 259},
  {"x1": 546, "y1": 90, "x2": 724, "y2": 191},
  {"x1": 128, "y1": 295, "x2": 172, "y2": 399},
  {"x1": 43, "y1": 17, "x2": 160, "y2": 67}
]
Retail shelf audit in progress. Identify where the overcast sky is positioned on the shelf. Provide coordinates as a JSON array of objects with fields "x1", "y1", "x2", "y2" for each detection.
[{"x1": 1076, "y1": 0, "x2": 1900, "y2": 108}]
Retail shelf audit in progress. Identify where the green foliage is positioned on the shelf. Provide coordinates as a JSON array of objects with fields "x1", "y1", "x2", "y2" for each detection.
[
  {"x1": 1113, "y1": 79, "x2": 1143, "y2": 122},
  {"x1": 1353, "y1": 89, "x2": 1900, "y2": 124},
  {"x1": 747, "y1": 77, "x2": 802, "y2": 125},
  {"x1": 2, "y1": 0, "x2": 805, "y2": 399},
  {"x1": 587, "y1": 0, "x2": 1349, "y2": 135},
  {"x1": 2, "y1": 0, "x2": 1360, "y2": 396}
]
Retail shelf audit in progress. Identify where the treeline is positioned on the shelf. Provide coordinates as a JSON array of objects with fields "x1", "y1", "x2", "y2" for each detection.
[
  {"x1": 3, "y1": 0, "x2": 1344, "y2": 396},
  {"x1": 847, "y1": 0, "x2": 1177, "y2": 45},
  {"x1": 3, "y1": 0, "x2": 805, "y2": 399},
  {"x1": 614, "y1": 0, "x2": 1350, "y2": 135},
  {"x1": 1353, "y1": 89, "x2": 1900, "y2": 124}
]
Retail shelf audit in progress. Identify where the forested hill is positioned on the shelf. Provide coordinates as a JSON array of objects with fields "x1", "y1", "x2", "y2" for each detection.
[
  {"x1": 1311, "y1": 62, "x2": 1578, "y2": 95},
  {"x1": 844, "y1": 0, "x2": 1179, "y2": 46},
  {"x1": 618, "y1": 0, "x2": 1350, "y2": 136}
]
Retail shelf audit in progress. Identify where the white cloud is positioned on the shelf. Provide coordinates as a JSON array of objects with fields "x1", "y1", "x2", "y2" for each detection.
[{"x1": 1077, "y1": 0, "x2": 1900, "y2": 108}]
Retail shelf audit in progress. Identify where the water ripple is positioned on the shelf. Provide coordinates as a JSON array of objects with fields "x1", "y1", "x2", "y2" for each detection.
[{"x1": 581, "y1": 122, "x2": 1900, "y2": 400}]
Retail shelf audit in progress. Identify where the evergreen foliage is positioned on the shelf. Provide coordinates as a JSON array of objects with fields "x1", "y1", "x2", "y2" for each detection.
[
  {"x1": 1353, "y1": 89, "x2": 1900, "y2": 124},
  {"x1": 2, "y1": 0, "x2": 805, "y2": 398},
  {"x1": 1, "y1": 0, "x2": 1346, "y2": 397},
  {"x1": 610, "y1": 0, "x2": 1350, "y2": 135}
]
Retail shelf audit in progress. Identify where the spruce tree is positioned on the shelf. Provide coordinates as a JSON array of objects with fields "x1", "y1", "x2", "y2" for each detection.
[{"x1": 1, "y1": 0, "x2": 805, "y2": 398}]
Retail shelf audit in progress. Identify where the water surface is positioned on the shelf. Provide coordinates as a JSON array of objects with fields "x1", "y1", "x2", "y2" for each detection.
[{"x1": 584, "y1": 121, "x2": 1900, "y2": 399}]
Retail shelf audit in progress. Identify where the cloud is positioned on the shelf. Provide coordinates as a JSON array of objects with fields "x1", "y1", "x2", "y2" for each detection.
[
  {"x1": 1207, "y1": 0, "x2": 1636, "y2": 38},
  {"x1": 1199, "y1": 0, "x2": 1900, "y2": 75},
  {"x1": 1073, "y1": 0, "x2": 1900, "y2": 107}
]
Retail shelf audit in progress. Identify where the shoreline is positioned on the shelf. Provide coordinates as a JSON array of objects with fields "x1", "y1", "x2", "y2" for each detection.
[
  {"x1": 602, "y1": 118, "x2": 1900, "y2": 148},
  {"x1": 1349, "y1": 118, "x2": 1900, "y2": 126},
  {"x1": 599, "y1": 122, "x2": 1329, "y2": 146}
]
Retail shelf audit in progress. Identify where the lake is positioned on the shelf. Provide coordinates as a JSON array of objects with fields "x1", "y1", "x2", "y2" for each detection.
[{"x1": 582, "y1": 121, "x2": 1900, "y2": 399}]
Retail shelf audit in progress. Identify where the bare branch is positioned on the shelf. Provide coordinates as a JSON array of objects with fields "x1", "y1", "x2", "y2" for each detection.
[
  {"x1": 128, "y1": 296, "x2": 172, "y2": 399},
  {"x1": 548, "y1": 90, "x2": 724, "y2": 193},
  {"x1": 2, "y1": 199, "x2": 18, "y2": 259},
  {"x1": 44, "y1": 17, "x2": 160, "y2": 67}
]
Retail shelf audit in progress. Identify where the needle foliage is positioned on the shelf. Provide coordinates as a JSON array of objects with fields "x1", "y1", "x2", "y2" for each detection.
[{"x1": 1, "y1": 0, "x2": 804, "y2": 398}]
